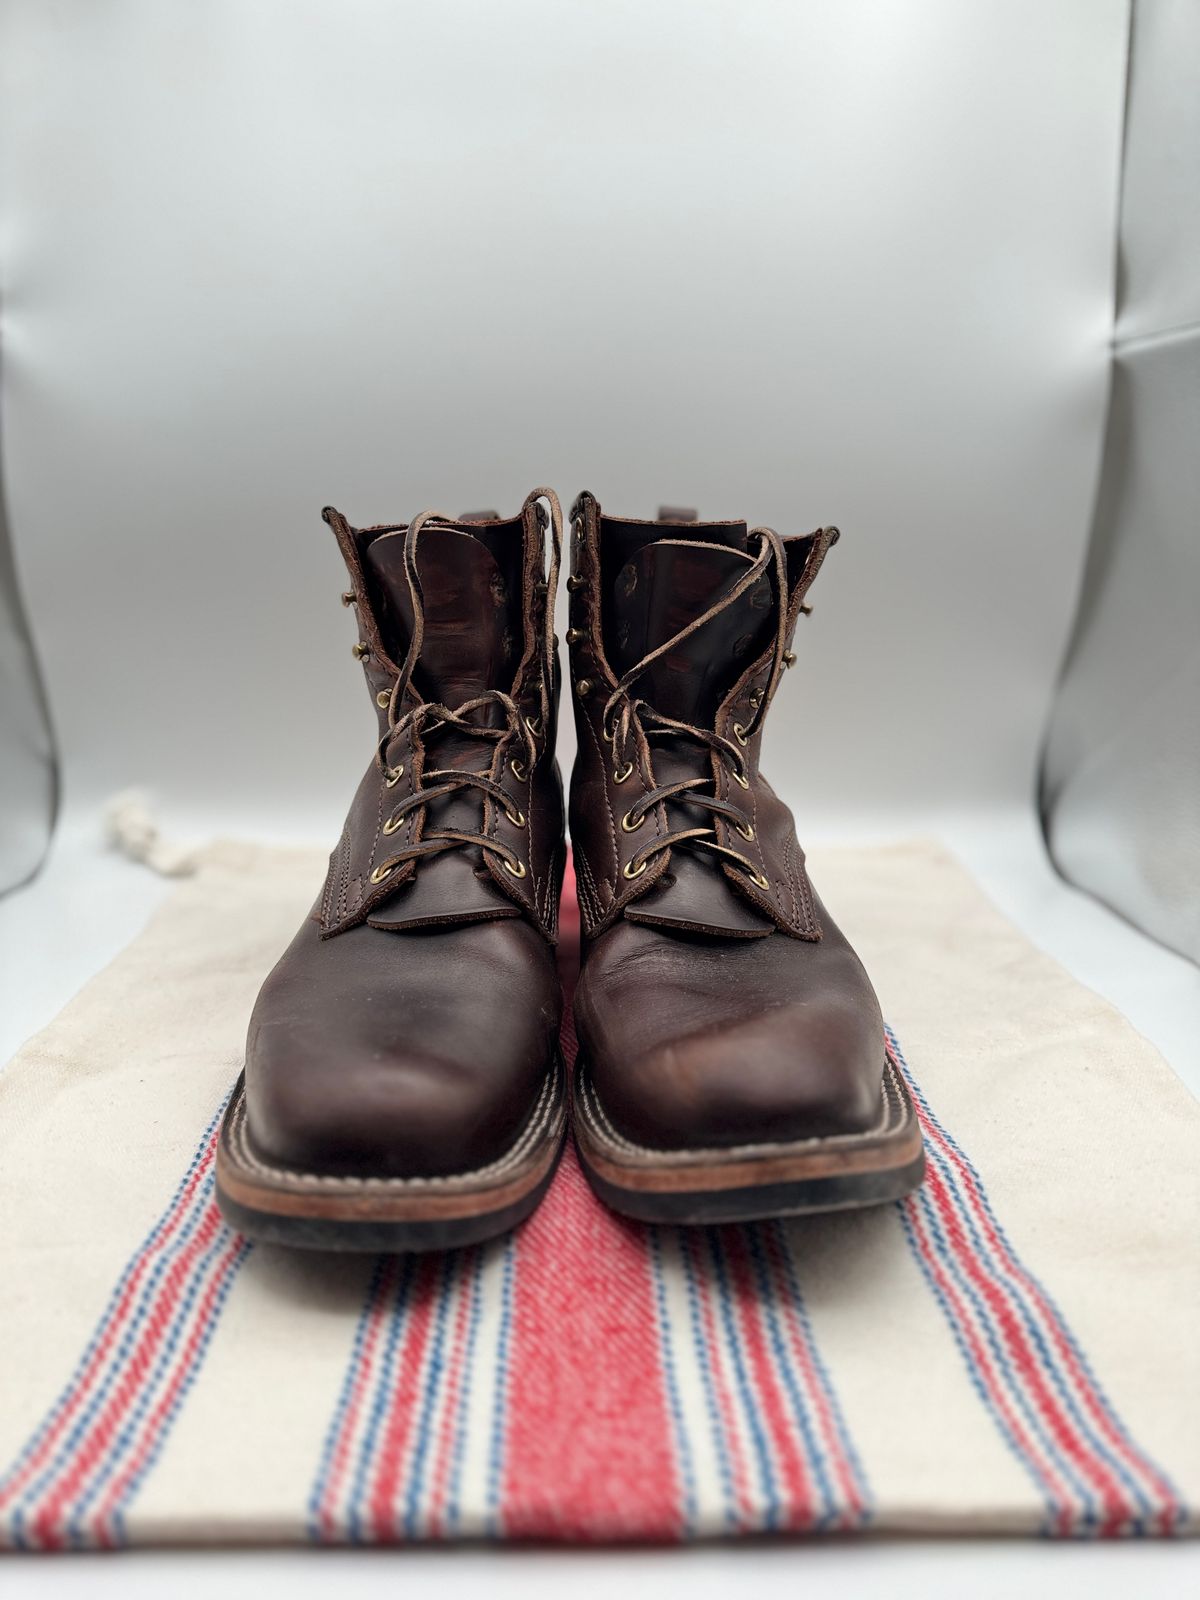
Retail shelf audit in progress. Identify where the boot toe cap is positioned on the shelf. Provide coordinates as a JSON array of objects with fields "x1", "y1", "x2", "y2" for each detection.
[
  {"x1": 245, "y1": 1028, "x2": 535, "y2": 1180},
  {"x1": 591, "y1": 997, "x2": 885, "y2": 1151}
]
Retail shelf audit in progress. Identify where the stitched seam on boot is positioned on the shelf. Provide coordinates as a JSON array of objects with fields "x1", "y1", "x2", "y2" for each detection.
[
  {"x1": 580, "y1": 708, "x2": 619, "y2": 903},
  {"x1": 573, "y1": 846, "x2": 603, "y2": 930},
  {"x1": 782, "y1": 830, "x2": 800, "y2": 927}
]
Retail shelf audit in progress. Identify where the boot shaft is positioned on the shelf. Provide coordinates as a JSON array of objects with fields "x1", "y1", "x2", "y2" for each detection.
[
  {"x1": 566, "y1": 491, "x2": 837, "y2": 941},
  {"x1": 327, "y1": 498, "x2": 558, "y2": 736},
  {"x1": 316, "y1": 490, "x2": 564, "y2": 942}
]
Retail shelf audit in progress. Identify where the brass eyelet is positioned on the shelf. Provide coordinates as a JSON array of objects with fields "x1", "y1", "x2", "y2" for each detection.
[
  {"x1": 502, "y1": 855, "x2": 527, "y2": 879},
  {"x1": 382, "y1": 814, "x2": 403, "y2": 836},
  {"x1": 576, "y1": 679, "x2": 592, "y2": 697},
  {"x1": 783, "y1": 650, "x2": 797, "y2": 669},
  {"x1": 352, "y1": 641, "x2": 370, "y2": 660},
  {"x1": 735, "y1": 820, "x2": 755, "y2": 842},
  {"x1": 613, "y1": 762, "x2": 634, "y2": 784},
  {"x1": 510, "y1": 758, "x2": 527, "y2": 780},
  {"x1": 384, "y1": 764, "x2": 403, "y2": 787},
  {"x1": 623, "y1": 856, "x2": 648, "y2": 881},
  {"x1": 602, "y1": 725, "x2": 614, "y2": 744},
  {"x1": 370, "y1": 862, "x2": 396, "y2": 884},
  {"x1": 376, "y1": 689, "x2": 391, "y2": 709},
  {"x1": 746, "y1": 868, "x2": 770, "y2": 891},
  {"x1": 524, "y1": 715, "x2": 542, "y2": 737},
  {"x1": 733, "y1": 722, "x2": 748, "y2": 746},
  {"x1": 731, "y1": 766, "x2": 750, "y2": 789},
  {"x1": 566, "y1": 574, "x2": 586, "y2": 592},
  {"x1": 566, "y1": 627, "x2": 586, "y2": 645},
  {"x1": 505, "y1": 807, "x2": 526, "y2": 827},
  {"x1": 341, "y1": 590, "x2": 357, "y2": 607},
  {"x1": 749, "y1": 691, "x2": 763, "y2": 710},
  {"x1": 621, "y1": 808, "x2": 644, "y2": 833}
]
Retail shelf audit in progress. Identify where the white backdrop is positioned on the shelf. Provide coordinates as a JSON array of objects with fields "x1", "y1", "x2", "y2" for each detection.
[
  {"x1": 8, "y1": 9, "x2": 1200, "y2": 1595},
  {"x1": 1, "y1": 0, "x2": 1127, "y2": 841}
]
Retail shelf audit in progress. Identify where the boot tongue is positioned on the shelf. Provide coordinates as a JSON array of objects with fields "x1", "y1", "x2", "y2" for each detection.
[
  {"x1": 360, "y1": 523, "x2": 525, "y2": 935},
  {"x1": 364, "y1": 526, "x2": 521, "y2": 709},
  {"x1": 606, "y1": 538, "x2": 773, "y2": 725}
]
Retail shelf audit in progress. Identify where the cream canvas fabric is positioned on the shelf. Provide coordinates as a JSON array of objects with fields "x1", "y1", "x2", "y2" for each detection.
[{"x1": 0, "y1": 840, "x2": 1195, "y2": 1547}]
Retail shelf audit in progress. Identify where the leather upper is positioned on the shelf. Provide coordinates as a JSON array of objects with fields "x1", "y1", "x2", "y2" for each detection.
[
  {"x1": 567, "y1": 494, "x2": 836, "y2": 942},
  {"x1": 242, "y1": 491, "x2": 566, "y2": 1179},
  {"x1": 318, "y1": 498, "x2": 564, "y2": 940},
  {"x1": 567, "y1": 493, "x2": 887, "y2": 1151}
]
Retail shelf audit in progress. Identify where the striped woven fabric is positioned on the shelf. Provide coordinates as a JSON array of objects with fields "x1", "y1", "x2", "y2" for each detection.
[{"x1": 0, "y1": 843, "x2": 1194, "y2": 1546}]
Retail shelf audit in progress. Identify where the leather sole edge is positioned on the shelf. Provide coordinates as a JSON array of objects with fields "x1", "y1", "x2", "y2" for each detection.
[
  {"x1": 214, "y1": 1052, "x2": 567, "y2": 1252},
  {"x1": 572, "y1": 1053, "x2": 925, "y2": 1225}
]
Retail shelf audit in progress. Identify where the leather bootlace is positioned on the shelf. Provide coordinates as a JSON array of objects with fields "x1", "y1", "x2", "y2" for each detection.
[
  {"x1": 601, "y1": 525, "x2": 789, "y2": 886},
  {"x1": 369, "y1": 490, "x2": 562, "y2": 885}
]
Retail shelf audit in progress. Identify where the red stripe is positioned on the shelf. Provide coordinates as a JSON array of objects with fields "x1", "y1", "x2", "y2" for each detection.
[
  {"x1": 424, "y1": 1250, "x2": 478, "y2": 1539},
  {"x1": 89, "y1": 1233, "x2": 247, "y2": 1548},
  {"x1": 30, "y1": 1202, "x2": 225, "y2": 1550},
  {"x1": 316, "y1": 1258, "x2": 400, "y2": 1542},
  {"x1": 500, "y1": 1144, "x2": 681, "y2": 1540},
  {"x1": 498, "y1": 848, "x2": 679, "y2": 1539},
  {"x1": 905, "y1": 1188, "x2": 1078, "y2": 1534},
  {"x1": 763, "y1": 1225, "x2": 865, "y2": 1528},
  {"x1": 368, "y1": 1255, "x2": 440, "y2": 1543},
  {"x1": 922, "y1": 1145, "x2": 1132, "y2": 1532},
  {"x1": 0, "y1": 1128, "x2": 218, "y2": 1516},
  {"x1": 721, "y1": 1228, "x2": 813, "y2": 1530},
  {"x1": 903, "y1": 1060, "x2": 1180, "y2": 1532}
]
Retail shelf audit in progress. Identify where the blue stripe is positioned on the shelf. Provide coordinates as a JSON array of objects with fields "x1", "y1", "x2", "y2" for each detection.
[
  {"x1": 402, "y1": 1253, "x2": 459, "y2": 1538},
  {"x1": 925, "y1": 1131, "x2": 1153, "y2": 1528},
  {"x1": 8, "y1": 1112, "x2": 231, "y2": 1547},
  {"x1": 0, "y1": 1103, "x2": 224, "y2": 1503},
  {"x1": 769, "y1": 1220, "x2": 873, "y2": 1527},
  {"x1": 899, "y1": 1187, "x2": 1069, "y2": 1532},
  {"x1": 483, "y1": 1234, "x2": 517, "y2": 1538},
  {"x1": 888, "y1": 1029, "x2": 1179, "y2": 1532},
  {"x1": 107, "y1": 1237, "x2": 251, "y2": 1546},
  {"x1": 306, "y1": 1255, "x2": 391, "y2": 1542},
  {"x1": 706, "y1": 1229, "x2": 780, "y2": 1531},
  {"x1": 743, "y1": 1225, "x2": 837, "y2": 1530},
  {"x1": 65, "y1": 1196, "x2": 240, "y2": 1545},
  {"x1": 345, "y1": 1255, "x2": 418, "y2": 1544},
  {"x1": 443, "y1": 1245, "x2": 486, "y2": 1535},
  {"x1": 917, "y1": 1137, "x2": 1104, "y2": 1530},
  {"x1": 647, "y1": 1227, "x2": 698, "y2": 1535},
  {"x1": 678, "y1": 1228, "x2": 738, "y2": 1532}
]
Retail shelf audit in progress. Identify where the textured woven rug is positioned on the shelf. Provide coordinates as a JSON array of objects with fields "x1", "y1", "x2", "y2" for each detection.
[{"x1": 1, "y1": 841, "x2": 1196, "y2": 1548}]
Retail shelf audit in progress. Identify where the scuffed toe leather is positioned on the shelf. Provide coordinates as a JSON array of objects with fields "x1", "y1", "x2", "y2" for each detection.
[
  {"x1": 246, "y1": 914, "x2": 559, "y2": 1179},
  {"x1": 575, "y1": 913, "x2": 885, "y2": 1150}
]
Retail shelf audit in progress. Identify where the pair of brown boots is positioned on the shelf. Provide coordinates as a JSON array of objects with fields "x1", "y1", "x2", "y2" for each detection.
[{"x1": 215, "y1": 488, "x2": 924, "y2": 1251}]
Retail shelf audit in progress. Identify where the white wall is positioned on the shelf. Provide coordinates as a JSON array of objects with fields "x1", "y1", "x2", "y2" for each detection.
[{"x1": 0, "y1": 0, "x2": 1128, "y2": 842}]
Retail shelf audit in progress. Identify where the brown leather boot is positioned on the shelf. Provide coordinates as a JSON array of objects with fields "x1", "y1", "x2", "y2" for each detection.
[
  {"x1": 566, "y1": 494, "x2": 924, "y2": 1223},
  {"x1": 216, "y1": 490, "x2": 568, "y2": 1250}
]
